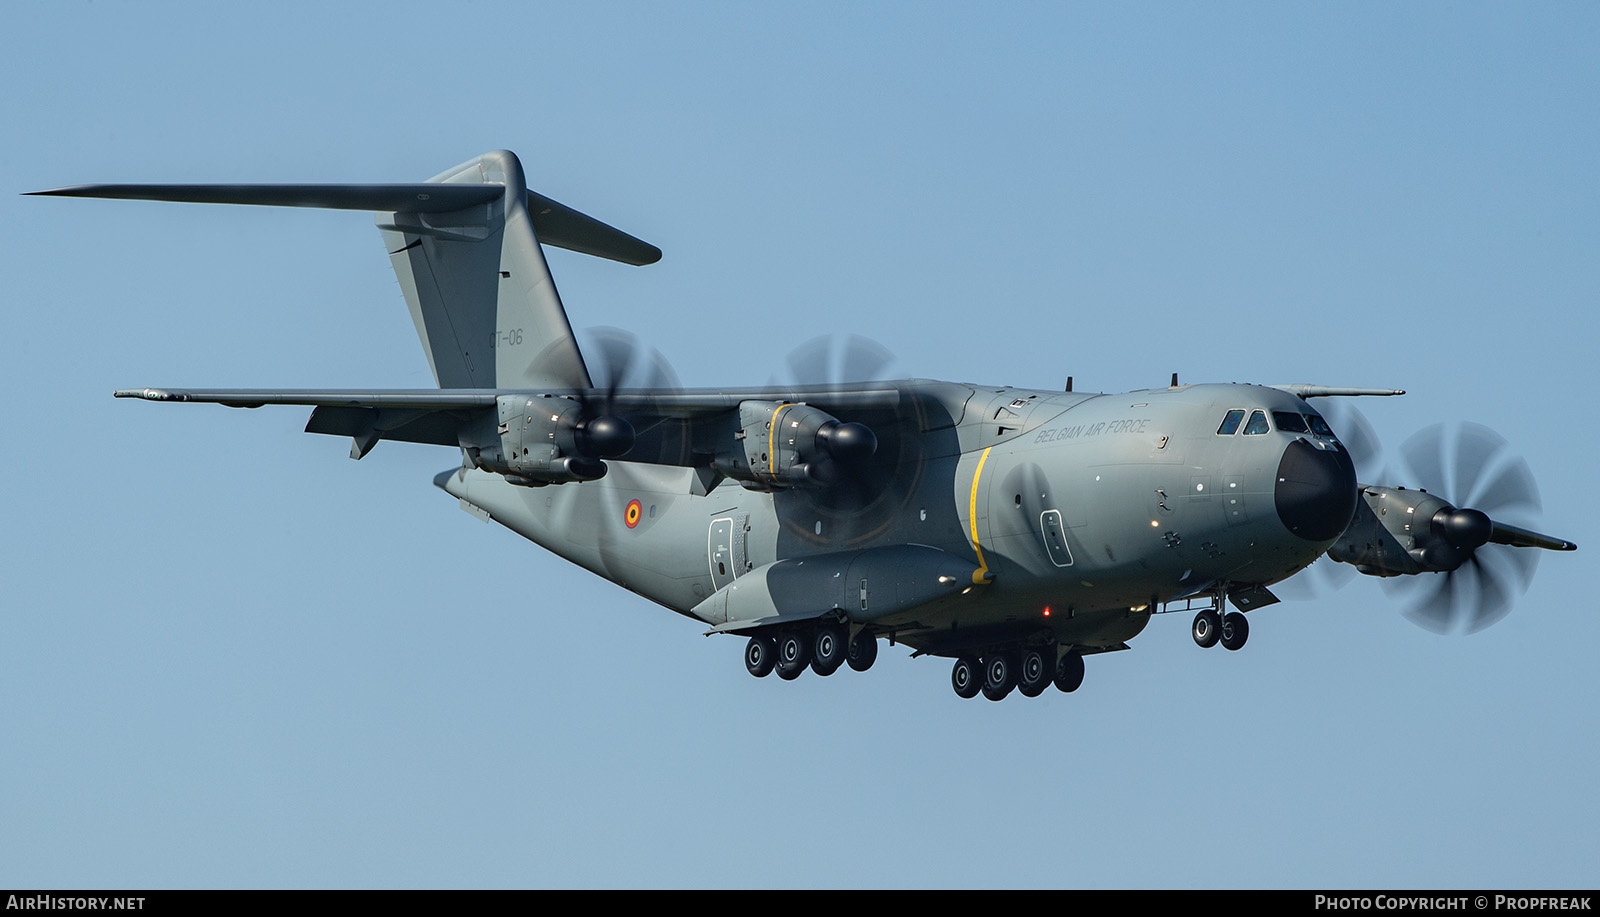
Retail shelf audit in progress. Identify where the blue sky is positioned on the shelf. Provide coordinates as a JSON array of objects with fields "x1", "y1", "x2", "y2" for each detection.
[{"x1": 2, "y1": 1, "x2": 1596, "y2": 889}]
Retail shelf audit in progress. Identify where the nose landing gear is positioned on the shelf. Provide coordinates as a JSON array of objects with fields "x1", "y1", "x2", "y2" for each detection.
[
  {"x1": 1219, "y1": 611, "x2": 1249, "y2": 651},
  {"x1": 1182, "y1": 587, "x2": 1252, "y2": 652},
  {"x1": 1193, "y1": 610, "x2": 1249, "y2": 650}
]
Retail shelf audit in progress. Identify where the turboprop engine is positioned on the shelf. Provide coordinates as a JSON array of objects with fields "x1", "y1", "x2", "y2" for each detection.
[
  {"x1": 460, "y1": 394, "x2": 635, "y2": 486},
  {"x1": 1328, "y1": 486, "x2": 1492, "y2": 576},
  {"x1": 712, "y1": 400, "x2": 877, "y2": 489}
]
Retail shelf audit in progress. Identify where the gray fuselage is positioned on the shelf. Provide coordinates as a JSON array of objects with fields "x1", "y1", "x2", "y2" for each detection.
[{"x1": 439, "y1": 380, "x2": 1355, "y2": 658}]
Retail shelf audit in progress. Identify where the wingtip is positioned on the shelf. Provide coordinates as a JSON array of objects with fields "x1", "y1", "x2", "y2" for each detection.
[
  {"x1": 114, "y1": 388, "x2": 186, "y2": 401},
  {"x1": 1273, "y1": 385, "x2": 1407, "y2": 399},
  {"x1": 26, "y1": 186, "x2": 102, "y2": 198}
]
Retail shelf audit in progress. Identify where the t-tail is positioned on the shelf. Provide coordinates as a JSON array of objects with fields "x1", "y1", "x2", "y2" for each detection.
[{"x1": 29, "y1": 149, "x2": 659, "y2": 391}]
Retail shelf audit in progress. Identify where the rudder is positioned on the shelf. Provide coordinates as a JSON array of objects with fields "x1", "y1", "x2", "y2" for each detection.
[{"x1": 379, "y1": 150, "x2": 589, "y2": 390}]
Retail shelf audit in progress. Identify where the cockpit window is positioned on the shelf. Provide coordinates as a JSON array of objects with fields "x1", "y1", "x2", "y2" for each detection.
[
  {"x1": 1304, "y1": 413, "x2": 1334, "y2": 436},
  {"x1": 1243, "y1": 410, "x2": 1270, "y2": 435},
  {"x1": 1273, "y1": 412, "x2": 1309, "y2": 434},
  {"x1": 1217, "y1": 410, "x2": 1245, "y2": 435}
]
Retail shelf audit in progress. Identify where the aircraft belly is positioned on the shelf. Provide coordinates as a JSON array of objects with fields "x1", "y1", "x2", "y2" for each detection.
[
  {"x1": 437, "y1": 463, "x2": 732, "y2": 614},
  {"x1": 890, "y1": 599, "x2": 1151, "y2": 658},
  {"x1": 694, "y1": 544, "x2": 979, "y2": 628}
]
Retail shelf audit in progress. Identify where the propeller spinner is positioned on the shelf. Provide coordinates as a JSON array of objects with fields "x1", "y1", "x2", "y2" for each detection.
[{"x1": 574, "y1": 326, "x2": 684, "y2": 461}]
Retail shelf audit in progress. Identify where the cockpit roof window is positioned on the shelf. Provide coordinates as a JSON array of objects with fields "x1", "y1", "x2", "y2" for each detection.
[
  {"x1": 1217, "y1": 409, "x2": 1245, "y2": 435},
  {"x1": 1273, "y1": 412, "x2": 1310, "y2": 434},
  {"x1": 1243, "y1": 410, "x2": 1270, "y2": 435}
]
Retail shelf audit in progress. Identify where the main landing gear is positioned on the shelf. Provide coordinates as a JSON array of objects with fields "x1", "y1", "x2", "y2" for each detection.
[
  {"x1": 1192, "y1": 609, "x2": 1249, "y2": 651},
  {"x1": 950, "y1": 646, "x2": 1085, "y2": 700},
  {"x1": 744, "y1": 622, "x2": 878, "y2": 681}
]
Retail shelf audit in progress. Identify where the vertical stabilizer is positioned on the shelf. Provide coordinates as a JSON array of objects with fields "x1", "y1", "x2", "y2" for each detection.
[{"x1": 378, "y1": 150, "x2": 592, "y2": 390}]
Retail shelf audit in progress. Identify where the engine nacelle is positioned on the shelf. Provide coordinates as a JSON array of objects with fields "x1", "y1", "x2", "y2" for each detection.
[
  {"x1": 1327, "y1": 485, "x2": 1492, "y2": 576},
  {"x1": 459, "y1": 395, "x2": 624, "y2": 486},
  {"x1": 711, "y1": 400, "x2": 877, "y2": 489}
]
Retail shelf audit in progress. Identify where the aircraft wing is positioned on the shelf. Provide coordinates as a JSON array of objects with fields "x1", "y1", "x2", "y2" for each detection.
[
  {"x1": 114, "y1": 388, "x2": 501, "y2": 408},
  {"x1": 113, "y1": 384, "x2": 909, "y2": 418},
  {"x1": 113, "y1": 382, "x2": 956, "y2": 465},
  {"x1": 115, "y1": 387, "x2": 504, "y2": 458}
]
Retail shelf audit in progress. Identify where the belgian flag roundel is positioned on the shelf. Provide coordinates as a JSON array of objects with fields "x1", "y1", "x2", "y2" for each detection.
[{"x1": 624, "y1": 499, "x2": 642, "y2": 529}]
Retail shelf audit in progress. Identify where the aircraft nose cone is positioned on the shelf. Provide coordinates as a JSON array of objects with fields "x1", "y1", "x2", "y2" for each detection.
[{"x1": 1274, "y1": 438, "x2": 1357, "y2": 541}]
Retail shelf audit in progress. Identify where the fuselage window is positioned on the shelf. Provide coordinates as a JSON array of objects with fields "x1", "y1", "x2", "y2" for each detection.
[
  {"x1": 1304, "y1": 413, "x2": 1334, "y2": 436},
  {"x1": 1273, "y1": 412, "x2": 1309, "y2": 434},
  {"x1": 1242, "y1": 410, "x2": 1270, "y2": 435},
  {"x1": 1217, "y1": 410, "x2": 1245, "y2": 435}
]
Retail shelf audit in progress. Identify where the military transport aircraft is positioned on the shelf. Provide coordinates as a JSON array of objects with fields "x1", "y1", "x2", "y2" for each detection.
[{"x1": 32, "y1": 150, "x2": 1578, "y2": 700}]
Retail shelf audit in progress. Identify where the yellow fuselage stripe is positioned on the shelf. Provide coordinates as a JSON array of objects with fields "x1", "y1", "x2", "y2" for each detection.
[{"x1": 969, "y1": 446, "x2": 993, "y2": 583}]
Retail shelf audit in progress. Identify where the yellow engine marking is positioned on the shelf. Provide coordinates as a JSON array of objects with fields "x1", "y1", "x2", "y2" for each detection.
[{"x1": 768, "y1": 403, "x2": 793, "y2": 479}]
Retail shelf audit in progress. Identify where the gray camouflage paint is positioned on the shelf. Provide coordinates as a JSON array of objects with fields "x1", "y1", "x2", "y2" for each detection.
[
  {"x1": 437, "y1": 379, "x2": 1345, "y2": 658},
  {"x1": 56, "y1": 149, "x2": 1569, "y2": 670}
]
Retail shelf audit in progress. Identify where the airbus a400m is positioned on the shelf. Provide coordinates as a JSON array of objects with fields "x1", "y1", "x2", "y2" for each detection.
[{"x1": 35, "y1": 150, "x2": 1576, "y2": 701}]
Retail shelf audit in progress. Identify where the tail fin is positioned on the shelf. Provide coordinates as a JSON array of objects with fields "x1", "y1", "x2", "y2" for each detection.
[
  {"x1": 30, "y1": 149, "x2": 659, "y2": 390},
  {"x1": 381, "y1": 150, "x2": 591, "y2": 389}
]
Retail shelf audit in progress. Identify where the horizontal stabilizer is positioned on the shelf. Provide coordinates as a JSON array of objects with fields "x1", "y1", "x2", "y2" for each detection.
[
  {"x1": 28, "y1": 183, "x2": 502, "y2": 213},
  {"x1": 528, "y1": 190, "x2": 660, "y2": 266},
  {"x1": 30, "y1": 183, "x2": 659, "y2": 266}
]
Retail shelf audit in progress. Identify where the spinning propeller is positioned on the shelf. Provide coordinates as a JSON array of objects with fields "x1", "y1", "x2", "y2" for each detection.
[
  {"x1": 775, "y1": 334, "x2": 897, "y2": 392},
  {"x1": 1285, "y1": 406, "x2": 1574, "y2": 634},
  {"x1": 766, "y1": 335, "x2": 909, "y2": 530},
  {"x1": 1323, "y1": 400, "x2": 1384, "y2": 481},
  {"x1": 768, "y1": 333, "x2": 897, "y2": 483},
  {"x1": 1379, "y1": 422, "x2": 1572, "y2": 634},
  {"x1": 573, "y1": 327, "x2": 682, "y2": 464}
]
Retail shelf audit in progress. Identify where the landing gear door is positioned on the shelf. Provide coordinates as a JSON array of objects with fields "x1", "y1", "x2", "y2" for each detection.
[{"x1": 709, "y1": 517, "x2": 735, "y2": 592}]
